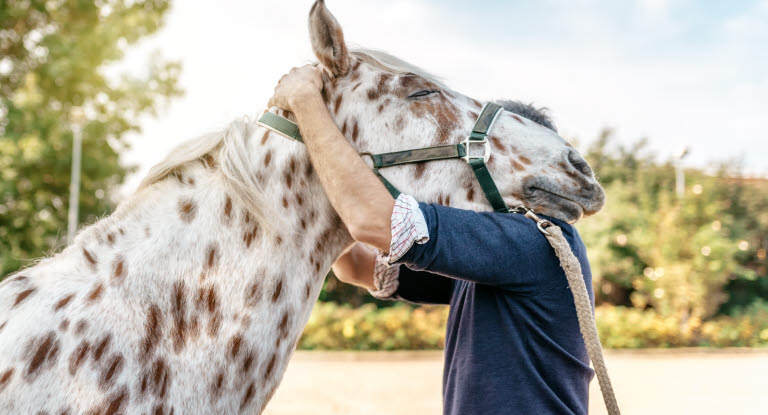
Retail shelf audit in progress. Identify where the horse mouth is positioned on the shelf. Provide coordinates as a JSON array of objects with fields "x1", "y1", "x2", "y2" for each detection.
[
  {"x1": 524, "y1": 177, "x2": 605, "y2": 223},
  {"x1": 529, "y1": 187, "x2": 585, "y2": 222}
]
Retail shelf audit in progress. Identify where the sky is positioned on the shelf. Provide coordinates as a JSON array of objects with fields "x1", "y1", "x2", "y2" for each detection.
[{"x1": 118, "y1": 0, "x2": 768, "y2": 192}]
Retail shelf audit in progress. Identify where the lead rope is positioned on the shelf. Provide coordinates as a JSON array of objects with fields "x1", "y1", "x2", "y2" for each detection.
[{"x1": 524, "y1": 211, "x2": 621, "y2": 415}]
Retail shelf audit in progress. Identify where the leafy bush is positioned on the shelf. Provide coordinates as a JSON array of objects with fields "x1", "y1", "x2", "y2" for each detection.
[
  {"x1": 299, "y1": 302, "x2": 448, "y2": 350},
  {"x1": 298, "y1": 302, "x2": 768, "y2": 350}
]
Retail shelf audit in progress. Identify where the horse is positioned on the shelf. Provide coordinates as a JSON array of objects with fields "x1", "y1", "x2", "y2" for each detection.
[{"x1": 0, "y1": 1, "x2": 605, "y2": 413}]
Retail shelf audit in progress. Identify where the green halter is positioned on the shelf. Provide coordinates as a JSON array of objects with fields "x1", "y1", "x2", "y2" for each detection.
[{"x1": 257, "y1": 102, "x2": 512, "y2": 213}]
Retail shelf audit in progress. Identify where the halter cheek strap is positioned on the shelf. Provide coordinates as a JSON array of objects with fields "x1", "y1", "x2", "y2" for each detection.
[{"x1": 257, "y1": 103, "x2": 510, "y2": 213}]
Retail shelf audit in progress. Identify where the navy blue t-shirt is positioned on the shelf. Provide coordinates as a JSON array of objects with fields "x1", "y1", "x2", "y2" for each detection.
[{"x1": 392, "y1": 203, "x2": 595, "y2": 415}]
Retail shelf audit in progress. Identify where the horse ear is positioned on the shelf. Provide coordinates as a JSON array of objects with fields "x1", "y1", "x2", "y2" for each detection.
[{"x1": 308, "y1": 0, "x2": 350, "y2": 77}]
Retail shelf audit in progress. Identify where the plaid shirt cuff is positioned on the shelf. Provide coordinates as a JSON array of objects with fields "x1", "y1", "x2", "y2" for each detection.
[{"x1": 368, "y1": 194, "x2": 430, "y2": 299}]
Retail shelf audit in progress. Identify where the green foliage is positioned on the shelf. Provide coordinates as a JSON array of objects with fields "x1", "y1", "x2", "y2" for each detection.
[
  {"x1": 299, "y1": 302, "x2": 768, "y2": 350},
  {"x1": 596, "y1": 305, "x2": 768, "y2": 348},
  {"x1": 0, "y1": 0, "x2": 182, "y2": 277},
  {"x1": 299, "y1": 302, "x2": 449, "y2": 351},
  {"x1": 578, "y1": 130, "x2": 768, "y2": 321}
]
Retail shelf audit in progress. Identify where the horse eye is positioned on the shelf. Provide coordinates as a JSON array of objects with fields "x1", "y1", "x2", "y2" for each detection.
[{"x1": 408, "y1": 90, "x2": 438, "y2": 99}]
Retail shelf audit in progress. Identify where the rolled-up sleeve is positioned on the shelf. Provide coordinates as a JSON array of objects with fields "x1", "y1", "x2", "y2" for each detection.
[{"x1": 368, "y1": 194, "x2": 453, "y2": 304}]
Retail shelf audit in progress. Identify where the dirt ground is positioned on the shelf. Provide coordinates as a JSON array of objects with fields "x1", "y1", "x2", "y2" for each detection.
[{"x1": 264, "y1": 349, "x2": 768, "y2": 415}]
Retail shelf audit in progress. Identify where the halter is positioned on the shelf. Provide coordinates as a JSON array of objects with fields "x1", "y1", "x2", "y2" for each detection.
[
  {"x1": 257, "y1": 102, "x2": 553, "y2": 233},
  {"x1": 257, "y1": 102, "x2": 622, "y2": 415}
]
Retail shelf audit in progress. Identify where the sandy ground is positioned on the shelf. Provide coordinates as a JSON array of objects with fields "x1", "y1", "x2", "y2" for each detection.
[{"x1": 264, "y1": 349, "x2": 768, "y2": 415}]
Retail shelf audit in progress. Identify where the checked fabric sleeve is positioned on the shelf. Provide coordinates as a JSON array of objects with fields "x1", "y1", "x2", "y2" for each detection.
[{"x1": 368, "y1": 194, "x2": 430, "y2": 299}]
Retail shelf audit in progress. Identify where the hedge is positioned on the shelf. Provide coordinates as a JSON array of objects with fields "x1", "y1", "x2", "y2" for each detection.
[{"x1": 297, "y1": 302, "x2": 768, "y2": 350}]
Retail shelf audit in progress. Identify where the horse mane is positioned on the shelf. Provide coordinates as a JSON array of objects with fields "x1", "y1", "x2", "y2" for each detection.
[
  {"x1": 137, "y1": 117, "x2": 283, "y2": 234},
  {"x1": 350, "y1": 48, "x2": 447, "y2": 88},
  {"x1": 495, "y1": 100, "x2": 557, "y2": 132}
]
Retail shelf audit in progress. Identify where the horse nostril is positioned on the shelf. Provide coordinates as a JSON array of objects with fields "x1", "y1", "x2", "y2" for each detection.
[{"x1": 568, "y1": 150, "x2": 592, "y2": 176}]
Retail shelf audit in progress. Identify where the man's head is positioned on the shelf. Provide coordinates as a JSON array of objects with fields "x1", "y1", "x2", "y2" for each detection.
[{"x1": 307, "y1": 0, "x2": 605, "y2": 222}]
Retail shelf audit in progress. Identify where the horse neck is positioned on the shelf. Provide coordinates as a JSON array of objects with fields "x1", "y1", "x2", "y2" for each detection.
[{"x1": 51, "y1": 122, "x2": 353, "y2": 407}]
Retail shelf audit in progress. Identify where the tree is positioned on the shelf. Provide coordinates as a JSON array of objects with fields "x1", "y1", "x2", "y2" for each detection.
[
  {"x1": 578, "y1": 130, "x2": 768, "y2": 323},
  {"x1": 0, "y1": 0, "x2": 182, "y2": 277}
]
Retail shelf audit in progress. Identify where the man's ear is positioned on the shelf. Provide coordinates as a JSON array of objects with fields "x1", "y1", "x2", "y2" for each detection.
[{"x1": 308, "y1": 0, "x2": 350, "y2": 77}]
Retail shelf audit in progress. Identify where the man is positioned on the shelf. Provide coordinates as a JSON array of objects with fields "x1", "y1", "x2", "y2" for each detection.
[{"x1": 269, "y1": 65, "x2": 595, "y2": 415}]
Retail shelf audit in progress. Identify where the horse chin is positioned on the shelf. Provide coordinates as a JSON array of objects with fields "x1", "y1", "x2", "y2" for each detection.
[{"x1": 524, "y1": 188, "x2": 585, "y2": 223}]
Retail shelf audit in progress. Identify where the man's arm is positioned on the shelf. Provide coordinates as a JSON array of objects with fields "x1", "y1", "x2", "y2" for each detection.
[
  {"x1": 333, "y1": 243, "x2": 454, "y2": 305},
  {"x1": 268, "y1": 65, "x2": 394, "y2": 252}
]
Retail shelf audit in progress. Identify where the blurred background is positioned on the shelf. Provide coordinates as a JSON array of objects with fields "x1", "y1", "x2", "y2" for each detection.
[{"x1": 1, "y1": 0, "x2": 767, "y2": 413}]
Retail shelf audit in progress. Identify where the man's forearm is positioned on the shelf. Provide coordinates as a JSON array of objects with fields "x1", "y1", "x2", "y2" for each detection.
[{"x1": 293, "y1": 96, "x2": 394, "y2": 252}]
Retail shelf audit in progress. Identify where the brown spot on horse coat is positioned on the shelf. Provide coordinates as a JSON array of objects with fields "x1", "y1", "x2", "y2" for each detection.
[
  {"x1": 101, "y1": 354, "x2": 125, "y2": 387},
  {"x1": 511, "y1": 160, "x2": 525, "y2": 171},
  {"x1": 201, "y1": 153, "x2": 217, "y2": 168},
  {"x1": 207, "y1": 311, "x2": 222, "y2": 337},
  {"x1": 263, "y1": 352, "x2": 277, "y2": 380},
  {"x1": 178, "y1": 199, "x2": 197, "y2": 223},
  {"x1": 467, "y1": 187, "x2": 475, "y2": 202},
  {"x1": 223, "y1": 196, "x2": 233, "y2": 223},
  {"x1": 519, "y1": 155, "x2": 532, "y2": 165},
  {"x1": 171, "y1": 281, "x2": 188, "y2": 352},
  {"x1": 25, "y1": 331, "x2": 60, "y2": 378},
  {"x1": 91, "y1": 386, "x2": 128, "y2": 415},
  {"x1": 83, "y1": 248, "x2": 97, "y2": 270},
  {"x1": 75, "y1": 320, "x2": 88, "y2": 336},
  {"x1": 240, "y1": 382, "x2": 256, "y2": 410},
  {"x1": 264, "y1": 151, "x2": 272, "y2": 167},
  {"x1": 490, "y1": 136, "x2": 507, "y2": 154},
  {"x1": 140, "y1": 304, "x2": 163, "y2": 360},
  {"x1": 69, "y1": 341, "x2": 90, "y2": 375},
  {"x1": 205, "y1": 244, "x2": 218, "y2": 272},
  {"x1": 351, "y1": 120, "x2": 360, "y2": 142},
  {"x1": 92, "y1": 334, "x2": 111, "y2": 362},
  {"x1": 413, "y1": 163, "x2": 426, "y2": 180},
  {"x1": 271, "y1": 280, "x2": 283, "y2": 303},
  {"x1": 367, "y1": 73, "x2": 392, "y2": 100},
  {"x1": 59, "y1": 319, "x2": 70, "y2": 332},
  {"x1": 0, "y1": 368, "x2": 14, "y2": 393},
  {"x1": 246, "y1": 280, "x2": 262, "y2": 307},
  {"x1": 54, "y1": 293, "x2": 76, "y2": 311},
  {"x1": 241, "y1": 351, "x2": 256, "y2": 374},
  {"x1": 211, "y1": 371, "x2": 225, "y2": 398},
  {"x1": 13, "y1": 288, "x2": 36, "y2": 307},
  {"x1": 112, "y1": 256, "x2": 126, "y2": 281},
  {"x1": 511, "y1": 114, "x2": 525, "y2": 124},
  {"x1": 334, "y1": 94, "x2": 343, "y2": 113},
  {"x1": 106, "y1": 233, "x2": 116, "y2": 246},
  {"x1": 260, "y1": 130, "x2": 270, "y2": 145},
  {"x1": 86, "y1": 283, "x2": 103, "y2": 303},
  {"x1": 228, "y1": 334, "x2": 243, "y2": 360}
]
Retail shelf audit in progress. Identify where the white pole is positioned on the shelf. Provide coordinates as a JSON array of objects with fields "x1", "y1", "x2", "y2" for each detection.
[
  {"x1": 67, "y1": 123, "x2": 82, "y2": 244},
  {"x1": 675, "y1": 147, "x2": 690, "y2": 199}
]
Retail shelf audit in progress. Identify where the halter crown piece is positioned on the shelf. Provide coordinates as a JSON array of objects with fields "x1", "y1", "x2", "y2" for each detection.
[{"x1": 257, "y1": 103, "x2": 622, "y2": 415}]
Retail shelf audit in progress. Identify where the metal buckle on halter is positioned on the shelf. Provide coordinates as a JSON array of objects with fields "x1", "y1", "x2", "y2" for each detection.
[
  {"x1": 512, "y1": 205, "x2": 552, "y2": 236},
  {"x1": 461, "y1": 136, "x2": 491, "y2": 164}
]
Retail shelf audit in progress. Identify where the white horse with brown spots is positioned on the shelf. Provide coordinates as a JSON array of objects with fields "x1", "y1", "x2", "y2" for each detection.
[{"x1": 0, "y1": 1, "x2": 604, "y2": 413}]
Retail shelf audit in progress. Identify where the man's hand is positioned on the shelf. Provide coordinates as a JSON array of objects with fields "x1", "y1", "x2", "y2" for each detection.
[
  {"x1": 268, "y1": 64, "x2": 324, "y2": 113},
  {"x1": 267, "y1": 65, "x2": 396, "y2": 253}
]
